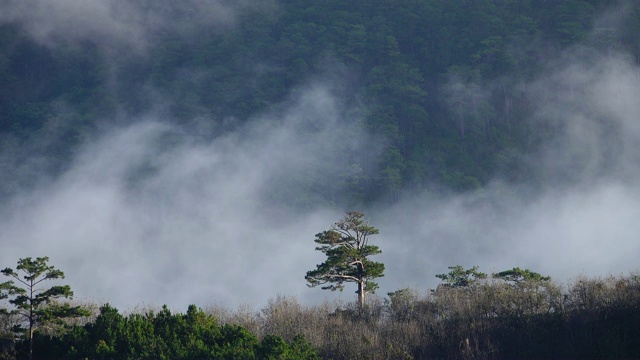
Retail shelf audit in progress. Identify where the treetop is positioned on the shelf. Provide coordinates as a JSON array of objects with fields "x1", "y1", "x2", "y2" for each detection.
[
  {"x1": 2, "y1": 257, "x2": 66, "y2": 289},
  {"x1": 493, "y1": 267, "x2": 551, "y2": 283},
  {"x1": 436, "y1": 265, "x2": 487, "y2": 288}
]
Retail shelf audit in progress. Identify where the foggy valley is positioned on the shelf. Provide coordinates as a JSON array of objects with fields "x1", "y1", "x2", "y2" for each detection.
[{"x1": 0, "y1": 0, "x2": 639, "y2": 317}]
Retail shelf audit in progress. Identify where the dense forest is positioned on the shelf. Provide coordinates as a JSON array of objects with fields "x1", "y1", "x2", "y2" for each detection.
[
  {"x1": 2, "y1": 0, "x2": 640, "y2": 359},
  {"x1": 1, "y1": 0, "x2": 638, "y2": 205}
]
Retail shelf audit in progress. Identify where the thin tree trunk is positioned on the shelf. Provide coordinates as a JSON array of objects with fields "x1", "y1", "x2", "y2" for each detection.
[
  {"x1": 29, "y1": 292, "x2": 33, "y2": 360},
  {"x1": 357, "y1": 280, "x2": 365, "y2": 314},
  {"x1": 29, "y1": 325, "x2": 33, "y2": 360}
]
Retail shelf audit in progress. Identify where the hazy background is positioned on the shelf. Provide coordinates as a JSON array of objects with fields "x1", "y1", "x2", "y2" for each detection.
[{"x1": 1, "y1": 1, "x2": 639, "y2": 311}]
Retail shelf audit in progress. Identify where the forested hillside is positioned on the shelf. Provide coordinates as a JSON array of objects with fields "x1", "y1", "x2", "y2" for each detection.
[
  {"x1": 2, "y1": 0, "x2": 638, "y2": 204},
  {"x1": 2, "y1": 2, "x2": 640, "y2": 358}
]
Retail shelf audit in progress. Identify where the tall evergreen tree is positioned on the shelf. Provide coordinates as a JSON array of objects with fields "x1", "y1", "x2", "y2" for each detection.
[
  {"x1": 306, "y1": 211, "x2": 385, "y2": 312},
  {"x1": 0, "y1": 257, "x2": 87, "y2": 360}
]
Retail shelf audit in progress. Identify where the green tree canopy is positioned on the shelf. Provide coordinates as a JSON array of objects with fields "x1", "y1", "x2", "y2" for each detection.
[
  {"x1": 0, "y1": 256, "x2": 88, "y2": 360},
  {"x1": 435, "y1": 265, "x2": 487, "y2": 288},
  {"x1": 493, "y1": 267, "x2": 551, "y2": 284},
  {"x1": 305, "y1": 211, "x2": 385, "y2": 312},
  {"x1": 33, "y1": 303, "x2": 319, "y2": 359}
]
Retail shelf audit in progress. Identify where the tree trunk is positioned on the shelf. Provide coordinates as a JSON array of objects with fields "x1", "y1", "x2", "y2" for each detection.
[
  {"x1": 357, "y1": 280, "x2": 365, "y2": 314},
  {"x1": 29, "y1": 325, "x2": 33, "y2": 360},
  {"x1": 29, "y1": 284, "x2": 33, "y2": 360}
]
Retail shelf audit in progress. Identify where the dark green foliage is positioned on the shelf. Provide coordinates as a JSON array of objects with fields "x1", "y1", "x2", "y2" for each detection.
[
  {"x1": 435, "y1": 265, "x2": 487, "y2": 288},
  {"x1": 31, "y1": 304, "x2": 319, "y2": 360},
  {"x1": 259, "y1": 334, "x2": 320, "y2": 360},
  {"x1": 1, "y1": 1, "x2": 637, "y2": 203},
  {"x1": 493, "y1": 267, "x2": 551, "y2": 283},
  {"x1": 306, "y1": 211, "x2": 385, "y2": 311}
]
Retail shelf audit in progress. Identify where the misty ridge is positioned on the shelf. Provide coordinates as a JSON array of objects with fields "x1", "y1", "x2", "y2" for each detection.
[{"x1": 0, "y1": 0, "x2": 639, "y2": 317}]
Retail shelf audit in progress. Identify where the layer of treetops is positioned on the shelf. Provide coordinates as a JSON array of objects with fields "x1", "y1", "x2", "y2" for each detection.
[
  {"x1": 1, "y1": 255, "x2": 640, "y2": 359},
  {"x1": 1, "y1": 0, "x2": 639, "y2": 205}
]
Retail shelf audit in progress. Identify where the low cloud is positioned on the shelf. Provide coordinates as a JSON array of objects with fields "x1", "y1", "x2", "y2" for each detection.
[
  {"x1": 0, "y1": 83, "x2": 377, "y2": 310},
  {"x1": 7, "y1": 46, "x2": 636, "y2": 309},
  {"x1": 376, "y1": 46, "x2": 640, "y2": 293},
  {"x1": 0, "y1": 0, "x2": 277, "y2": 52},
  {"x1": 1, "y1": 3, "x2": 640, "y2": 312}
]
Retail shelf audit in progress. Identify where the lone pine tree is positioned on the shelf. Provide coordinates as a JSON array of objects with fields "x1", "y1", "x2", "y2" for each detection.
[
  {"x1": 0, "y1": 256, "x2": 88, "y2": 360},
  {"x1": 305, "y1": 211, "x2": 385, "y2": 312}
]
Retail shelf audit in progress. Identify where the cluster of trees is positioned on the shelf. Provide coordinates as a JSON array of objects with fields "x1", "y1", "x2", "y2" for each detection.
[
  {"x1": 299, "y1": 212, "x2": 640, "y2": 358},
  {"x1": 3, "y1": 212, "x2": 636, "y2": 359},
  {"x1": 223, "y1": 269, "x2": 640, "y2": 359},
  {"x1": 0, "y1": 257, "x2": 319, "y2": 360},
  {"x1": 1, "y1": 0, "x2": 639, "y2": 203},
  {"x1": 29, "y1": 304, "x2": 319, "y2": 360},
  {"x1": 2, "y1": 257, "x2": 640, "y2": 358}
]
